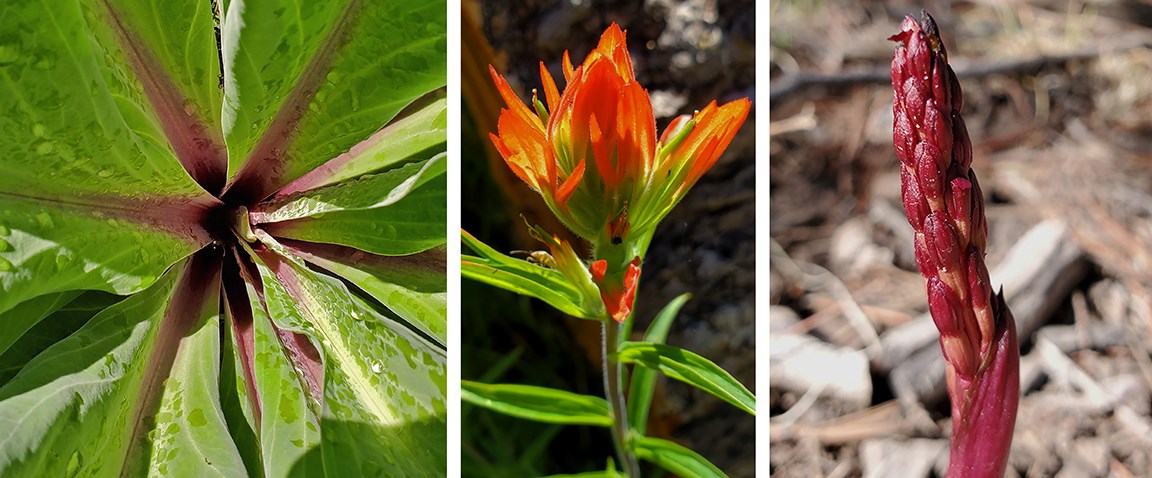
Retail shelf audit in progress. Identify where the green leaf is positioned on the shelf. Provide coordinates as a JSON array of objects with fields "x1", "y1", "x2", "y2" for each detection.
[
  {"x1": 252, "y1": 238, "x2": 447, "y2": 476},
  {"x1": 282, "y1": 241, "x2": 446, "y2": 346},
  {"x1": 627, "y1": 293, "x2": 691, "y2": 433},
  {"x1": 542, "y1": 471, "x2": 625, "y2": 478},
  {"x1": 461, "y1": 381, "x2": 612, "y2": 427},
  {"x1": 143, "y1": 286, "x2": 247, "y2": 477},
  {"x1": 0, "y1": 260, "x2": 239, "y2": 475},
  {"x1": 0, "y1": 291, "x2": 82, "y2": 358},
  {"x1": 616, "y1": 342, "x2": 755, "y2": 416},
  {"x1": 220, "y1": 0, "x2": 447, "y2": 196},
  {"x1": 461, "y1": 231, "x2": 598, "y2": 320},
  {"x1": 0, "y1": 291, "x2": 120, "y2": 386},
  {"x1": 276, "y1": 92, "x2": 448, "y2": 195},
  {"x1": 0, "y1": 0, "x2": 217, "y2": 198},
  {"x1": 254, "y1": 153, "x2": 446, "y2": 223},
  {"x1": 244, "y1": 279, "x2": 323, "y2": 477},
  {"x1": 0, "y1": 198, "x2": 206, "y2": 315},
  {"x1": 629, "y1": 434, "x2": 727, "y2": 478},
  {"x1": 262, "y1": 172, "x2": 445, "y2": 256}
]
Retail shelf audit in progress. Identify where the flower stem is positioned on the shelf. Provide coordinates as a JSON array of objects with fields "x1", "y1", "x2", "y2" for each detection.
[{"x1": 602, "y1": 319, "x2": 640, "y2": 477}]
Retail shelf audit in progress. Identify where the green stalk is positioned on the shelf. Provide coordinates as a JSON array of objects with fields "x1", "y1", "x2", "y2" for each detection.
[{"x1": 603, "y1": 318, "x2": 640, "y2": 477}]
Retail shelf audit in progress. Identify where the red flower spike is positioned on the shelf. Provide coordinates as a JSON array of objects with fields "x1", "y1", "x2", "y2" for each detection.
[{"x1": 891, "y1": 11, "x2": 1020, "y2": 478}]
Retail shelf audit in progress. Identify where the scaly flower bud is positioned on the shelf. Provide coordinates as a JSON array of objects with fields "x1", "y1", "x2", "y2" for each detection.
[{"x1": 891, "y1": 11, "x2": 1019, "y2": 478}]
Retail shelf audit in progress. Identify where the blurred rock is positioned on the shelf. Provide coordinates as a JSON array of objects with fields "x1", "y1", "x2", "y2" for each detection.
[
  {"x1": 860, "y1": 438, "x2": 946, "y2": 478},
  {"x1": 770, "y1": 332, "x2": 872, "y2": 410}
]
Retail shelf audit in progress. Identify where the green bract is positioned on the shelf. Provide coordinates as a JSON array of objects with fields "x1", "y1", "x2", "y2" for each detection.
[{"x1": 0, "y1": 0, "x2": 446, "y2": 475}]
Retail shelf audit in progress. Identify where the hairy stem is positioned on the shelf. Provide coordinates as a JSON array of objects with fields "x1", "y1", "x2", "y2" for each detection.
[{"x1": 602, "y1": 319, "x2": 640, "y2": 477}]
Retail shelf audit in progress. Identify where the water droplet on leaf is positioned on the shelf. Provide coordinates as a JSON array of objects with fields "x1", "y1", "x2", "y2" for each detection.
[
  {"x1": 97, "y1": 169, "x2": 113, "y2": 178},
  {"x1": 0, "y1": 43, "x2": 20, "y2": 65},
  {"x1": 55, "y1": 253, "x2": 69, "y2": 270},
  {"x1": 187, "y1": 408, "x2": 207, "y2": 427},
  {"x1": 36, "y1": 212, "x2": 53, "y2": 229},
  {"x1": 35, "y1": 142, "x2": 54, "y2": 155},
  {"x1": 32, "y1": 124, "x2": 45, "y2": 137},
  {"x1": 66, "y1": 451, "x2": 81, "y2": 476}
]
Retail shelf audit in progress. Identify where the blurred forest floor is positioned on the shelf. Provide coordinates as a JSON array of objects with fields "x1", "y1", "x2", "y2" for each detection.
[{"x1": 771, "y1": 1, "x2": 1152, "y2": 476}]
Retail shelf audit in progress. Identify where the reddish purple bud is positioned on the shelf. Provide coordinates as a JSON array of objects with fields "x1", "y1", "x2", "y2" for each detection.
[
  {"x1": 968, "y1": 171, "x2": 987, "y2": 249},
  {"x1": 931, "y1": 62, "x2": 951, "y2": 113},
  {"x1": 914, "y1": 231, "x2": 936, "y2": 276},
  {"x1": 927, "y1": 275, "x2": 962, "y2": 337},
  {"x1": 891, "y1": 49, "x2": 908, "y2": 95},
  {"x1": 948, "y1": 176, "x2": 973, "y2": 239},
  {"x1": 901, "y1": 166, "x2": 928, "y2": 230},
  {"x1": 903, "y1": 77, "x2": 927, "y2": 126},
  {"x1": 923, "y1": 100, "x2": 953, "y2": 168},
  {"x1": 894, "y1": 110, "x2": 916, "y2": 165},
  {"x1": 915, "y1": 142, "x2": 945, "y2": 204},
  {"x1": 924, "y1": 211, "x2": 961, "y2": 273},
  {"x1": 966, "y1": 249, "x2": 991, "y2": 311},
  {"x1": 906, "y1": 28, "x2": 931, "y2": 81},
  {"x1": 953, "y1": 116, "x2": 973, "y2": 171},
  {"x1": 949, "y1": 65, "x2": 964, "y2": 112}
]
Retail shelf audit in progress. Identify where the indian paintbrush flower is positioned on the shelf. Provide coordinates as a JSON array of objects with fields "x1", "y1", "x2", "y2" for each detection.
[
  {"x1": 890, "y1": 12, "x2": 1020, "y2": 478},
  {"x1": 489, "y1": 23, "x2": 750, "y2": 322}
]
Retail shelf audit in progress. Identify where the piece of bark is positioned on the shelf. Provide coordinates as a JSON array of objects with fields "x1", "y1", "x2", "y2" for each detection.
[{"x1": 879, "y1": 220, "x2": 1088, "y2": 404}]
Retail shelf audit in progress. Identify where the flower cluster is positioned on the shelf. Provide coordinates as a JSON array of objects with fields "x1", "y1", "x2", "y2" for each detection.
[{"x1": 489, "y1": 23, "x2": 750, "y2": 322}]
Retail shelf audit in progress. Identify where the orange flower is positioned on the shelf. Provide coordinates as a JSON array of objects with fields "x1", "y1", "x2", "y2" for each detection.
[
  {"x1": 489, "y1": 23, "x2": 750, "y2": 322},
  {"x1": 489, "y1": 23, "x2": 750, "y2": 247}
]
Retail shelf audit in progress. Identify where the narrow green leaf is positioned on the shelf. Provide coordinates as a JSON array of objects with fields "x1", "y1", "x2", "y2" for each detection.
[
  {"x1": 0, "y1": 197, "x2": 206, "y2": 315},
  {"x1": 244, "y1": 280, "x2": 322, "y2": 478},
  {"x1": 461, "y1": 231, "x2": 596, "y2": 320},
  {"x1": 282, "y1": 241, "x2": 446, "y2": 346},
  {"x1": 0, "y1": 291, "x2": 119, "y2": 387},
  {"x1": 627, "y1": 293, "x2": 691, "y2": 433},
  {"x1": 0, "y1": 262, "x2": 184, "y2": 475},
  {"x1": 461, "y1": 381, "x2": 612, "y2": 427},
  {"x1": 220, "y1": 0, "x2": 446, "y2": 194},
  {"x1": 0, "y1": 0, "x2": 213, "y2": 199},
  {"x1": 252, "y1": 237, "x2": 447, "y2": 476},
  {"x1": 217, "y1": 289, "x2": 263, "y2": 477},
  {"x1": 254, "y1": 153, "x2": 446, "y2": 223},
  {"x1": 144, "y1": 286, "x2": 246, "y2": 477},
  {"x1": 276, "y1": 93, "x2": 448, "y2": 195},
  {"x1": 102, "y1": 0, "x2": 224, "y2": 126},
  {"x1": 541, "y1": 471, "x2": 625, "y2": 478},
  {"x1": 0, "y1": 291, "x2": 81, "y2": 358},
  {"x1": 616, "y1": 342, "x2": 755, "y2": 416},
  {"x1": 629, "y1": 434, "x2": 727, "y2": 478},
  {"x1": 262, "y1": 173, "x2": 445, "y2": 256}
]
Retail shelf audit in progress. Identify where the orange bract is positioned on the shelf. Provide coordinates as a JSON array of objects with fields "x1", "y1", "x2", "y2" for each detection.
[{"x1": 489, "y1": 22, "x2": 750, "y2": 322}]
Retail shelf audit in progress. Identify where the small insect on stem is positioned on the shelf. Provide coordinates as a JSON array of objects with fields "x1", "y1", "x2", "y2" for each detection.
[{"x1": 510, "y1": 250, "x2": 557, "y2": 269}]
